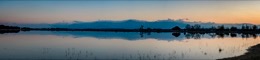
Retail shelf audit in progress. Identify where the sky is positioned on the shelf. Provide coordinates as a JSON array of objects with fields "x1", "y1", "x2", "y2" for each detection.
[{"x1": 0, "y1": 1, "x2": 260, "y2": 24}]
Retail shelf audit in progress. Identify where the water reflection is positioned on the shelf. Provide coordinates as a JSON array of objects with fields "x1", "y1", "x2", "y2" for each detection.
[
  {"x1": 0, "y1": 30, "x2": 20, "y2": 34},
  {"x1": 1, "y1": 30, "x2": 259, "y2": 40},
  {"x1": 0, "y1": 31, "x2": 260, "y2": 59},
  {"x1": 183, "y1": 32, "x2": 258, "y2": 39},
  {"x1": 17, "y1": 31, "x2": 186, "y2": 41},
  {"x1": 8, "y1": 31, "x2": 258, "y2": 41}
]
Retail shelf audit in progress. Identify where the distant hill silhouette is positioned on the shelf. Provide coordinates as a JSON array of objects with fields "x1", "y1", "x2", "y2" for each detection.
[{"x1": 50, "y1": 19, "x2": 187, "y2": 29}]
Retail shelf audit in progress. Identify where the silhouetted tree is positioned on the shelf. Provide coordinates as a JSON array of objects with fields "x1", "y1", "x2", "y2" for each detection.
[
  {"x1": 140, "y1": 25, "x2": 144, "y2": 30},
  {"x1": 147, "y1": 27, "x2": 152, "y2": 32},
  {"x1": 210, "y1": 26, "x2": 216, "y2": 29},
  {"x1": 245, "y1": 25, "x2": 250, "y2": 30},
  {"x1": 194, "y1": 24, "x2": 201, "y2": 29},
  {"x1": 209, "y1": 26, "x2": 216, "y2": 31},
  {"x1": 185, "y1": 24, "x2": 191, "y2": 30},
  {"x1": 172, "y1": 26, "x2": 181, "y2": 31},
  {"x1": 242, "y1": 25, "x2": 246, "y2": 30},
  {"x1": 139, "y1": 25, "x2": 144, "y2": 31},
  {"x1": 253, "y1": 25, "x2": 258, "y2": 30},
  {"x1": 230, "y1": 26, "x2": 237, "y2": 31},
  {"x1": 217, "y1": 25, "x2": 225, "y2": 31},
  {"x1": 0, "y1": 25, "x2": 20, "y2": 29},
  {"x1": 21, "y1": 27, "x2": 31, "y2": 31}
]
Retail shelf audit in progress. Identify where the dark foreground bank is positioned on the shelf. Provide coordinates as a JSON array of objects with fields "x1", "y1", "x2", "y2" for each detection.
[{"x1": 219, "y1": 44, "x2": 260, "y2": 60}]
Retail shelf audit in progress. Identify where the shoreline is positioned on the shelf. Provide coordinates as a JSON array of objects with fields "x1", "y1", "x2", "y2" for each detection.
[{"x1": 219, "y1": 44, "x2": 260, "y2": 60}]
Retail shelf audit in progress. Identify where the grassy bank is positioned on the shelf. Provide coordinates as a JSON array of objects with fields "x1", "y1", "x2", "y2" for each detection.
[{"x1": 219, "y1": 44, "x2": 260, "y2": 60}]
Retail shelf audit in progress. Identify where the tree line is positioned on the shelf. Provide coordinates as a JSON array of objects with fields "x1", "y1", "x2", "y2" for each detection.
[
  {"x1": 172, "y1": 24, "x2": 259, "y2": 32},
  {"x1": 0, "y1": 25, "x2": 20, "y2": 29}
]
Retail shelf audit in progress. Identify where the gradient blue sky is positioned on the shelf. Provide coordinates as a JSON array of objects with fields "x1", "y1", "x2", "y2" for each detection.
[{"x1": 1, "y1": 1, "x2": 260, "y2": 24}]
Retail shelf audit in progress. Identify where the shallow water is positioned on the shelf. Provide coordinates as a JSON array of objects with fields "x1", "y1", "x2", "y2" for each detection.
[{"x1": 0, "y1": 31, "x2": 259, "y2": 59}]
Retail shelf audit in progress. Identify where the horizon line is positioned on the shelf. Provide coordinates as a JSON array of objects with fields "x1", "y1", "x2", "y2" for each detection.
[{"x1": 1, "y1": 19, "x2": 259, "y2": 25}]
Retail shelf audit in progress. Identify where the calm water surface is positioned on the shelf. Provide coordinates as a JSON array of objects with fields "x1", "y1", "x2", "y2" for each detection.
[{"x1": 0, "y1": 31, "x2": 259, "y2": 59}]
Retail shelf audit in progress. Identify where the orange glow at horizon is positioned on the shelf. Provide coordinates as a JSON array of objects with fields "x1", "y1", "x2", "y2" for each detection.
[{"x1": 1, "y1": 1, "x2": 260, "y2": 24}]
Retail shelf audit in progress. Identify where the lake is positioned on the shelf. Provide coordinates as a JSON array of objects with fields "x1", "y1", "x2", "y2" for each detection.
[{"x1": 0, "y1": 31, "x2": 259, "y2": 60}]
